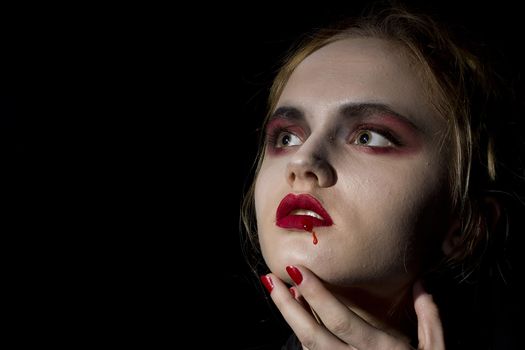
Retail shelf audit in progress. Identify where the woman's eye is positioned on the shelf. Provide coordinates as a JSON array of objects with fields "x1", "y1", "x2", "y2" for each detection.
[
  {"x1": 353, "y1": 130, "x2": 393, "y2": 147},
  {"x1": 275, "y1": 132, "x2": 302, "y2": 148}
]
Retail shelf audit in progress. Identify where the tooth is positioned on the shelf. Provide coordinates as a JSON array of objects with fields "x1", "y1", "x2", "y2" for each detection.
[{"x1": 290, "y1": 209, "x2": 323, "y2": 220}]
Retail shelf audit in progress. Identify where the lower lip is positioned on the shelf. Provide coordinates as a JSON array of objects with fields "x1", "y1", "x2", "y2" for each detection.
[{"x1": 276, "y1": 215, "x2": 328, "y2": 231}]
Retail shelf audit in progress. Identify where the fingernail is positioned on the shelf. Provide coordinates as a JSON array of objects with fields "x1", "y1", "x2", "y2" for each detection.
[
  {"x1": 260, "y1": 275, "x2": 274, "y2": 293},
  {"x1": 289, "y1": 287, "x2": 296, "y2": 298},
  {"x1": 286, "y1": 265, "x2": 303, "y2": 285}
]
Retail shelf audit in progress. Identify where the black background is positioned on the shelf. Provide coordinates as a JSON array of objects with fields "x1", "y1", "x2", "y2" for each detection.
[{"x1": 9, "y1": 1, "x2": 525, "y2": 348}]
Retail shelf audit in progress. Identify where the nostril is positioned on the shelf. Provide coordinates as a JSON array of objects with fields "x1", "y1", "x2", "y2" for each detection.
[{"x1": 286, "y1": 154, "x2": 336, "y2": 188}]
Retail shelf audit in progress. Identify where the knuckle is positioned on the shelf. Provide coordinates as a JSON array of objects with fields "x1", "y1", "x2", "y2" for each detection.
[
  {"x1": 296, "y1": 329, "x2": 318, "y2": 350},
  {"x1": 356, "y1": 333, "x2": 376, "y2": 349},
  {"x1": 327, "y1": 316, "x2": 353, "y2": 336}
]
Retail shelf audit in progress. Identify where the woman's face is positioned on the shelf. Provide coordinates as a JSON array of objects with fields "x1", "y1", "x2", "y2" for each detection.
[{"x1": 254, "y1": 38, "x2": 454, "y2": 296}]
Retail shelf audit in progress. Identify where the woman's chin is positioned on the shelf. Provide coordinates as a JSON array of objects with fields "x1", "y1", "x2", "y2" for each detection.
[
  {"x1": 265, "y1": 253, "x2": 309, "y2": 282},
  {"x1": 266, "y1": 253, "x2": 329, "y2": 284}
]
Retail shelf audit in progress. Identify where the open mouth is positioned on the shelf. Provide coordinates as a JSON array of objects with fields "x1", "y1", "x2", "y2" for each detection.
[{"x1": 276, "y1": 193, "x2": 333, "y2": 230}]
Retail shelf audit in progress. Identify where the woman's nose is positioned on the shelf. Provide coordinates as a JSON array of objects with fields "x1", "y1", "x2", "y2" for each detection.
[{"x1": 286, "y1": 143, "x2": 337, "y2": 189}]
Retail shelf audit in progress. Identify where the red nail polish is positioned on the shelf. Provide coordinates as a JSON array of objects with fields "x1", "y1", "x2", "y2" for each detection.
[
  {"x1": 260, "y1": 275, "x2": 274, "y2": 293},
  {"x1": 286, "y1": 265, "x2": 303, "y2": 285},
  {"x1": 289, "y1": 287, "x2": 296, "y2": 298}
]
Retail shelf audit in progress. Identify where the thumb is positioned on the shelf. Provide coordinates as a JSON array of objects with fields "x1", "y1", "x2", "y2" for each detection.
[{"x1": 413, "y1": 280, "x2": 445, "y2": 350}]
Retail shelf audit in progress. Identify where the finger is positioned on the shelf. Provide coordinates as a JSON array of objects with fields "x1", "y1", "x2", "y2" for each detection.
[
  {"x1": 262, "y1": 273, "x2": 347, "y2": 349},
  {"x1": 289, "y1": 286, "x2": 305, "y2": 308},
  {"x1": 287, "y1": 265, "x2": 405, "y2": 349},
  {"x1": 291, "y1": 286, "x2": 317, "y2": 317},
  {"x1": 289, "y1": 286, "x2": 298, "y2": 300},
  {"x1": 413, "y1": 280, "x2": 445, "y2": 350}
]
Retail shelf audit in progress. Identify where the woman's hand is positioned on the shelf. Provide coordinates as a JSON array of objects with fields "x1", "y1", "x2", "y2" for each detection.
[{"x1": 261, "y1": 265, "x2": 444, "y2": 350}]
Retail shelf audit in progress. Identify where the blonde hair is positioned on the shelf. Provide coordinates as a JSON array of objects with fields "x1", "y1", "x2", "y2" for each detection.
[{"x1": 242, "y1": 6, "x2": 505, "y2": 277}]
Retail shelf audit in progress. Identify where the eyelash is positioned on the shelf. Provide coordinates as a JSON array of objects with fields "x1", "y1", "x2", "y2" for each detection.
[
  {"x1": 266, "y1": 127, "x2": 293, "y2": 148},
  {"x1": 353, "y1": 125, "x2": 402, "y2": 146}
]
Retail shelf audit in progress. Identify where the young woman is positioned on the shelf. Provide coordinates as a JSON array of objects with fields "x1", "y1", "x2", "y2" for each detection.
[{"x1": 241, "y1": 4, "x2": 524, "y2": 349}]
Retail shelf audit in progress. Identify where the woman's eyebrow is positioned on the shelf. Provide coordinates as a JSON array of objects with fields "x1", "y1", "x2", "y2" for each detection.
[
  {"x1": 339, "y1": 102, "x2": 421, "y2": 131},
  {"x1": 271, "y1": 103, "x2": 422, "y2": 131},
  {"x1": 269, "y1": 106, "x2": 305, "y2": 122}
]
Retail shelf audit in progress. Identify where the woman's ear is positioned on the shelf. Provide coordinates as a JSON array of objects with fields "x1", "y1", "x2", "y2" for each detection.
[{"x1": 441, "y1": 196, "x2": 501, "y2": 256}]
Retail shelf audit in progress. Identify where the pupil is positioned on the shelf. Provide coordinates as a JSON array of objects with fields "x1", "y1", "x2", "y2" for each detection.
[
  {"x1": 282, "y1": 134, "x2": 291, "y2": 145},
  {"x1": 359, "y1": 132, "x2": 370, "y2": 144}
]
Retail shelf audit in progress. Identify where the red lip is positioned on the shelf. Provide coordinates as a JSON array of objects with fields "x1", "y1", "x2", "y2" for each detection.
[{"x1": 276, "y1": 193, "x2": 333, "y2": 230}]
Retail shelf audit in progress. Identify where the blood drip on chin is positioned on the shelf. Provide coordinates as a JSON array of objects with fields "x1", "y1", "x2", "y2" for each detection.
[{"x1": 300, "y1": 219, "x2": 318, "y2": 245}]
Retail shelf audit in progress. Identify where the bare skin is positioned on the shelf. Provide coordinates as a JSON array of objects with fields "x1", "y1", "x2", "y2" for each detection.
[
  {"x1": 262, "y1": 267, "x2": 444, "y2": 349},
  {"x1": 255, "y1": 38, "x2": 453, "y2": 348}
]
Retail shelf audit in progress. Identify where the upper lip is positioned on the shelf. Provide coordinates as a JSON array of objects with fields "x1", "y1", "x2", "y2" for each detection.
[{"x1": 276, "y1": 193, "x2": 333, "y2": 226}]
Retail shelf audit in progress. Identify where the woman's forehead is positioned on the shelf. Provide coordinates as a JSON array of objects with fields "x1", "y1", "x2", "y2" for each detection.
[{"x1": 277, "y1": 37, "x2": 443, "y2": 133}]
